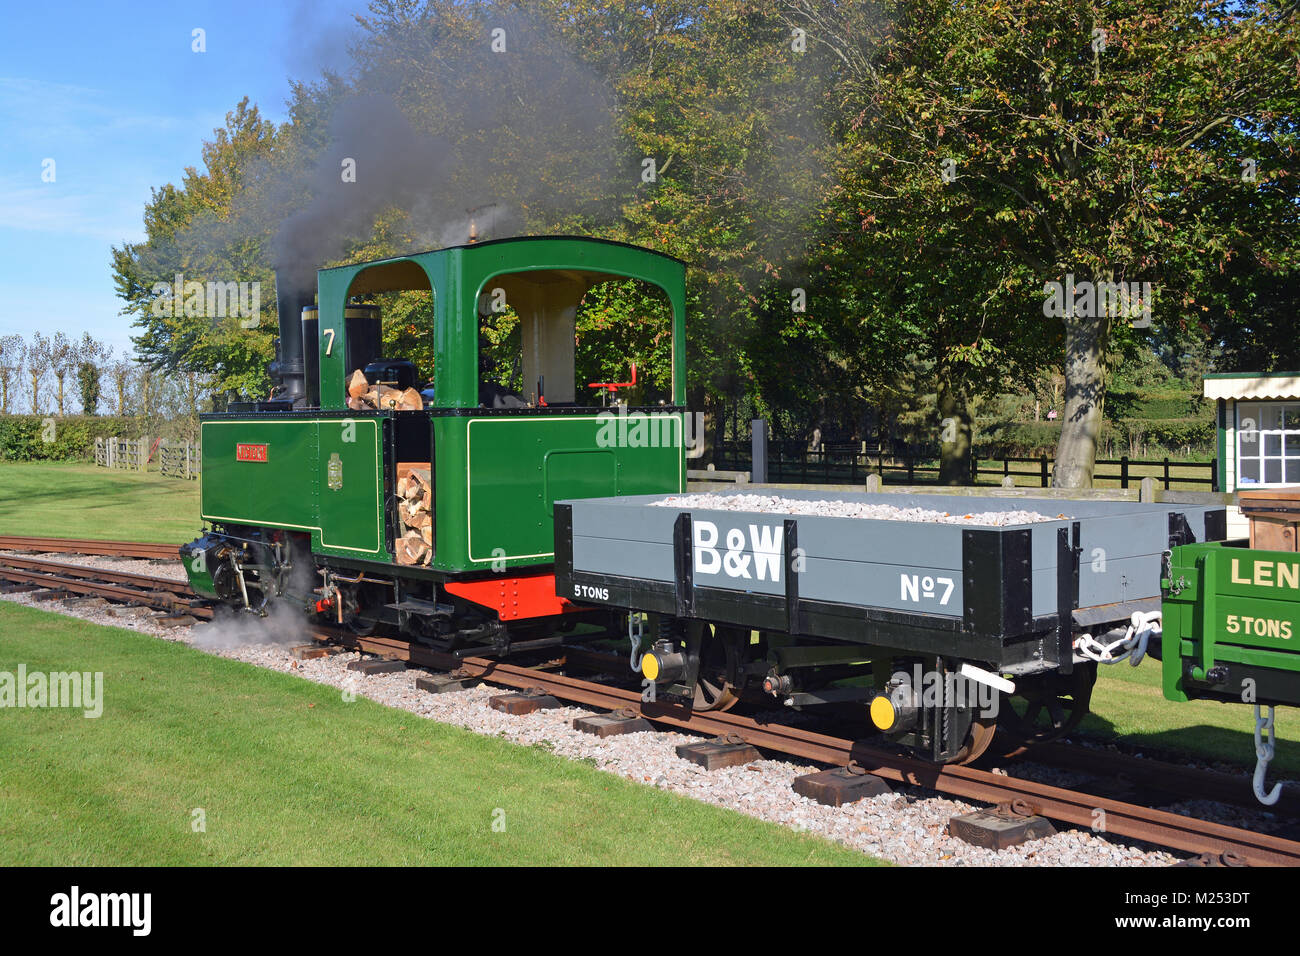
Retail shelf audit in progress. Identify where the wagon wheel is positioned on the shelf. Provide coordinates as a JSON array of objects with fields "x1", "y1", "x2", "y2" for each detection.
[
  {"x1": 951, "y1": 713, "x2": 999, "y2": 765},
  {"x1": 687, "y1": 623, "x2": 748, "y2": 712},
  {"x1": 997, "y1": 661, "x2": 1097, "y2": 755}
]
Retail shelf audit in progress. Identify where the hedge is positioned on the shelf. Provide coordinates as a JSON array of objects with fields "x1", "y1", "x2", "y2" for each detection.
[
  {"x1": 1105, "y1": 389, "x2": 1204, "y2": 421},
  {"x1": 0, "y1": 416, "x2": 148, "y2": 462},
  {"x1": 977, "y1": 417, "x2": 1214, "y2": 458},
  {"x1": 1121, "y1": 416, "x2": 1216, "y2": 450},
  {"x1": 977, "y1": 421, "x2": 1118, "y2": 458}
]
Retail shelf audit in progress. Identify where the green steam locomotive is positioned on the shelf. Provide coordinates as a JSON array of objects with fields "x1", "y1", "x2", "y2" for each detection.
[{"x1": 182, "y1": 235, "x2": 687, "y2": 655}]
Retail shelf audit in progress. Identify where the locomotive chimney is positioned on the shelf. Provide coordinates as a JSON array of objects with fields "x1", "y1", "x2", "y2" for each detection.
[{"x1": 271, "y1": 268, "x2": 314, "y2": 407}]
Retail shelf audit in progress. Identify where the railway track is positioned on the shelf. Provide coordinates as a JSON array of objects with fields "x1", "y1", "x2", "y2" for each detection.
[
  {"x1": 1008, "y1": 740, "x2": 1300, "y2": 817},
  {"x1": 0, "y1": 535, "x2": 179, "y2": 561},
  {"x1": 1, "y1": 535, "x2": 1296, "y2": 865},
  {"x1": 0, "y1": 553, "x2": 210, "y2": 620}
]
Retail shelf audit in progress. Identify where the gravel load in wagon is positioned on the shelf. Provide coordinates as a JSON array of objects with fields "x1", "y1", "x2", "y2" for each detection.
[
  {"x1": 555, "y1": 489, "x2": 1228, "y2": 657},
  {"x1": 652, "y1": 493, "x2": 1069, "y2": 526}
]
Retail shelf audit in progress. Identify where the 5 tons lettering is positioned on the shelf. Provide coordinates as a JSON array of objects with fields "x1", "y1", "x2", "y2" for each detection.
[{"x1": 1225, "y1": 614, "x2": 1293, "y2": 640}]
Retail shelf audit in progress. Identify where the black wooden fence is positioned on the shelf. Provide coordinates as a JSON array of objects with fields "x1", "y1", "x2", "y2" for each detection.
[{"x1": 713, "y1": 441, "x2": 1218, "y2": 491}]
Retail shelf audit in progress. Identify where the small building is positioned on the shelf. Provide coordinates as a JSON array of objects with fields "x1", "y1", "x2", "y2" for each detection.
[{"x1": 1204, "y1": 372, "x2": 1300, "y2": 493}]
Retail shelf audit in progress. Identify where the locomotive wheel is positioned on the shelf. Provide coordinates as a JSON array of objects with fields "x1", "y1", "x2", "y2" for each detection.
[
  {"x1": 950, "y1": 713, "x2": 998, "y2": 765},
  {"x1": 341, "y1": 583, "x2": 381, "y2": 636},
  {"x1": 997, "y1": 661, "x2": 1097, "y2": 755},
  {"x1": 345, "y1": 615, "x2": 377, "y2": 636},
  {"x1": 687, "y1": 622, "x2": 748, "y2": 712}
]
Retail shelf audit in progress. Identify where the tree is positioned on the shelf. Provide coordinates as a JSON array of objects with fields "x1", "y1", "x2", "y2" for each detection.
[
  {"x1": 782, "y1": 0, "x2": 1299, "y2": 486},
  {"x1": 104, "y1": 0, "x2": 1299, "y2": 471},
  {"x1": 108, "y1": 353, "x2": 135, "y2": 415},
  {"x1": 137, "y1": 362, "x2": 156, "y2": 428},
  {"x1": 0, "y1": 334, "x2": 24, "y2": 414},
  {"x1": 109, "y1": 2, "x2": 842, "y2": 442},
  {"x1": 48, "y1": 331, "x2": 75, "y2": 416},
  {"x1": 112, "y1": 97, "x2": 279, "y2": 398},
  {"x1": 26, "y1": 333, "x2": 51, "y2": 415},
  {"x1": 75, "y1": 333, "x2": 111, "y2": 415},
  {"x1": 776, "y1": 0, "x2": 1055, "y2": 483},
  {"x1": 541, "y1": 0, "x2": 840, "y2": 450}
]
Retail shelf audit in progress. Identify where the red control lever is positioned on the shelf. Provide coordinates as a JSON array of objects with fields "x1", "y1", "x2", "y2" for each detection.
[{"x1": 588, "y1": 363, "x2": 637, "y2": 394}]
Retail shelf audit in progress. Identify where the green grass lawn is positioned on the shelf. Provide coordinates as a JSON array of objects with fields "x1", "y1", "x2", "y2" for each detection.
[
  {"x1": 0, "y1": 603, "x2": 877, "y2": 866},
  {"x1": 1083, "y1": 661, "x2": 1300, "y2": 777},
  {"x1": 0, "y1": 461, "x2": 199, "y2": 543}
]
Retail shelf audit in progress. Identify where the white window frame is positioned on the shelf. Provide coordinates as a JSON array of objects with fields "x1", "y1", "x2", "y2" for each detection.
[{"x1": 1236, "y1": 401, "x2": 1300, "y2": 487}]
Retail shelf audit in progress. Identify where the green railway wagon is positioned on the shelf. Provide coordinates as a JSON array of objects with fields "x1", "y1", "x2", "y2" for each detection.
[
  {"x1": 185, "y1": 236, "x2": 688, "y2": 655},
  {"x1": 1162, "y1": 540, "x2": 1300, "y2": 804}
]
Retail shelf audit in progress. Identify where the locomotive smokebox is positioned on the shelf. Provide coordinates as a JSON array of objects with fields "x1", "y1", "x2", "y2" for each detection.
[{"x1": 271, "y1": 268, "x2": 315, "y2": 407}]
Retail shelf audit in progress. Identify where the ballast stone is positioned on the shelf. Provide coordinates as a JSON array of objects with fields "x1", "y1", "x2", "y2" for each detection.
[{"x1": 652, "y1": 493, "x2": 1066, "y2": 527}]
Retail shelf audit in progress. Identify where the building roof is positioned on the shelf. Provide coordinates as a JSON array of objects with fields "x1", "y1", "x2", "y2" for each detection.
[{"x1": 1204, "y1": 372, "x2": 1300, "y2": 401}]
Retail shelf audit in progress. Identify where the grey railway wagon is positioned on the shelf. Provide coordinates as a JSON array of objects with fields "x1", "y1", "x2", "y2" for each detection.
[{"x1": 553, "y1": 491, "x2": 1227, "y2": 677}]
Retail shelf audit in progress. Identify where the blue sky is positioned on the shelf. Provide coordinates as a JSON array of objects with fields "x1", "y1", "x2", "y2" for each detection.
[{"x1": 0, "y1": 0, "x2": 362, "y2": 358}]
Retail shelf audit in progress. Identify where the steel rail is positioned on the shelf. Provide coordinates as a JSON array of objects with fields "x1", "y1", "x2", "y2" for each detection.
[
  {"x1": 318, "y1": 627, "x2": 1300, "y2": 867},
  {"x1": 1018, "y1": 740, "x2": 1300, "y2": 816},
  {"x1": 0, "y1": 555, "x2": 194, "y2": 595},
  {"x1": 0, "y1": 562, "x2": 211, "y2": 620},
  {"x1": 0, "y1": 535, "x2": 178, "y2": 560}
]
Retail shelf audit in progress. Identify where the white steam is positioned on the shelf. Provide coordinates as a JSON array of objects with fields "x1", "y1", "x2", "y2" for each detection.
[{"x1": 191, "y1": 601, "x2": 308, "y2": 651}]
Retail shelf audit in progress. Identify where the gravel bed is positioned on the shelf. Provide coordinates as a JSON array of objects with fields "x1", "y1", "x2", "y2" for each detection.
[
  {"x1": 1, "y1": 588, "x2": 1222, "y2": 866},
  {"x1": 652, "y1": 493, "x2": 1067, "y2": 526}
]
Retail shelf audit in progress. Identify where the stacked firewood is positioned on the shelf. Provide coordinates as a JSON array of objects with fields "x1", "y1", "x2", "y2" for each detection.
[
  {"x1": 395, "y1": 464, "x2": 433, "y2": 565},
  {"x1": 346, "y1": 369, "x2": 423, "y2": 411}
]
